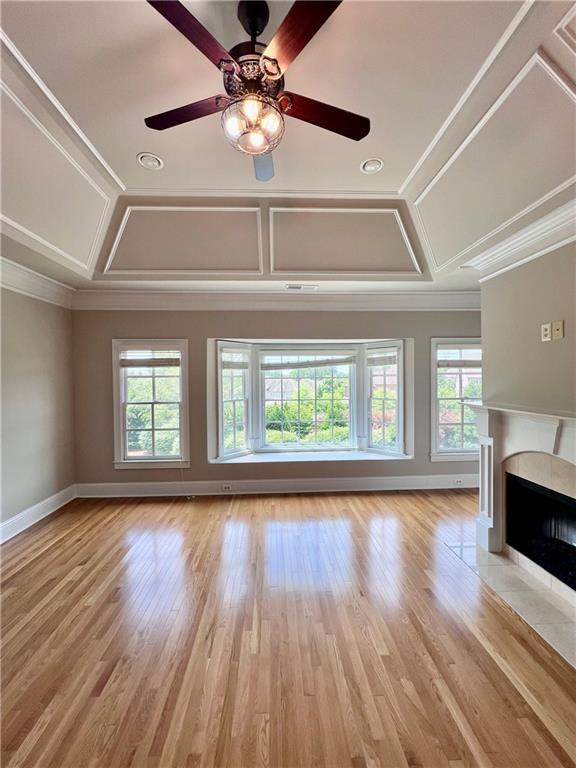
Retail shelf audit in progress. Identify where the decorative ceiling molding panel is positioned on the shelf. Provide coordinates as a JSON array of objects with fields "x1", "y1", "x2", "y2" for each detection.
[
  {"x1": 270, "y1": 208, "x2": 421, "y2": 276},
  {"x1": 0, "y1": 29, "x2": 126, "y2": 191},
  {"x1": 1, "y1": 81, "x2": 111, "y2": 276},
  {"x1": 414, "y1": 53, "x2": 576, "y2": 271},
  {"x1": 105, "y1": 206, "x2": 263, "y2": 275},
  {"x1": 555, "y1": 4, "x2": 576, "y2": 55},
  {"x1": 398, "y1": 0, "x2": 533, "y2": 195}
]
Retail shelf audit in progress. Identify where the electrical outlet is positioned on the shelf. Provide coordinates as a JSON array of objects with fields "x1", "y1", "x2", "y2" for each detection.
[
  {"x1": 454, "y1": 479, "x2": 463, "y2": 486},
  {"x1": 552, "y1": 320, "x2": 564, "y2": 340},
  {"x1": 541, "y1": 322, "x2": 551, "y2": 342},
  {"x1": 222, "y1": 484, "x2": 232, "y2": 492}
]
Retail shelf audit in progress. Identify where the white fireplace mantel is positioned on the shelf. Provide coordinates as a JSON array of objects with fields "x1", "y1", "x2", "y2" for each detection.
[{"x1": 468, "y1": 404, "x2": 576, "y2": 552}]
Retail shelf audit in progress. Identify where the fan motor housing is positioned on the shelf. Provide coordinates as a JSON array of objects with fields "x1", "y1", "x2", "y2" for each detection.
[{"x1": 224, "y1": 43, "x2": 284, "y2": 98}]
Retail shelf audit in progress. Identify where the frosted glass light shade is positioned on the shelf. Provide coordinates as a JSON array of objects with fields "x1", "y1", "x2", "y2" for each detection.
[{"x1": 221, "y1": 96, "x2": 284, "y2": 155}]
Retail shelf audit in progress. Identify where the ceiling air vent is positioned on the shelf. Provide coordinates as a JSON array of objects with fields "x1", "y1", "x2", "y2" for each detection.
[{"x1": 285, "y1": 284, "x2": 319, "y2": 292}]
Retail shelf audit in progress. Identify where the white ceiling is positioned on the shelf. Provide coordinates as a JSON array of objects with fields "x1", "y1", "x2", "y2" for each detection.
[{"x1": 0, "y1": 0, "x2": 575, "y2": 299}]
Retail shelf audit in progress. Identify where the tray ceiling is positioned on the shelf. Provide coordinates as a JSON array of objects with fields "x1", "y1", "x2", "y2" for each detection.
[{"x1": 0, "y1": 0, "x2": 575, "y2": 298}]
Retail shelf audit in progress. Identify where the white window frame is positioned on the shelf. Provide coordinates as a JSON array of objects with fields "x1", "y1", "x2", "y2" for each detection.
[
  {"x1": 217, "y1": 340, "x2": 253, "y2": 459},
  {"x1": 258, "y1": 344, "x2": 359, "y2": 452},
  {"x1": 212, "y1": 339, "x2": 412, "y2": 462},
  {"x1": 112, "y1": 339, "x2": 190, "y2": 469},
  {"x1": 365, "y1": 340, "x2": 405, "y2": 455},
  {"x1": 430, "y1": 337, "x2": 481, "y2": 462}
]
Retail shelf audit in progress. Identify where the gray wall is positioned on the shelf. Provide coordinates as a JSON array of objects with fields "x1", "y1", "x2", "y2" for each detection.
[
  {"x1": 72, "y1": 310, "x2": 481, "y2": 484},
  {"x1": 482, "y1": 245, "x2": 576, "y2": 417},
  {"x1": 1, "y1": 289, "x2": 75, "y2": 520}
]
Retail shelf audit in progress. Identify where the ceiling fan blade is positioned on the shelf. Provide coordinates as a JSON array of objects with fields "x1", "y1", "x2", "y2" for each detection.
[
  {"x1": 145, "y1": 94, "x2": 226, "y2": 130},
  {"x1": 253, "y1": 153, "x2": 274, "y2": 182},
  {"x1": 263, "y1": 1, "x2": 341, "y2": 75},
  {"x1": 147, "y1": 0, "x2": 236, "y2": 70},
  {"x1": 281, "y1": 91, "x2": 370, "y2": 141}
]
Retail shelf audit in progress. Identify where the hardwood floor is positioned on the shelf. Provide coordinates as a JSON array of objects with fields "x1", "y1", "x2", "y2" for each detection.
[{"x1": 2, "y1": 490, "x2": 575, "y2": 767}]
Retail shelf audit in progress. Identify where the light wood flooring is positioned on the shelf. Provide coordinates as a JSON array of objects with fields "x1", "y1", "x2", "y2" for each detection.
[{"x1": 2, "y1": 490, "x2": 575, "y2": 767}]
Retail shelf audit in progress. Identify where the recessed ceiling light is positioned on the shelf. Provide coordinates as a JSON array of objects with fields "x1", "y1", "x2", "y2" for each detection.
[
  {"x1": 360, "y1": 157, "x2": 383, "y2": 175},
  {"x1": 137, "y1": 152, "x2": 164, "y2": 170}
]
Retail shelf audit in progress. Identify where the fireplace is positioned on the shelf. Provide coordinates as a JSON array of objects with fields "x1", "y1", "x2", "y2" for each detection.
[{"x1": 506, "y1": 472, "x2": 576, "y2": 589}]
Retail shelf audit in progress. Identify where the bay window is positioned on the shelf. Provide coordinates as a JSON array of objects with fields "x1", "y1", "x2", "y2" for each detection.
[{"x1": 215, "y1": 340, "x2": 408, "y2": 461}]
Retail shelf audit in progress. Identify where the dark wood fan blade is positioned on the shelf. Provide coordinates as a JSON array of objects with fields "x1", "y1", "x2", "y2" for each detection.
[
  {"x1": 253, "y1": 153, "x2": 274, "y2": 182},
  {"x1": 145, "y1": 95, "x2": 226, "y2": 130},
  {"x1": 147, "y1": 0, "x2": 235, "y2": 70},
  {"x1": 281, "y1": 91, "x2": 369, "y2": 141},
  {"x1": 263, "y1": 1, "x2": 341, "y2": 75}
]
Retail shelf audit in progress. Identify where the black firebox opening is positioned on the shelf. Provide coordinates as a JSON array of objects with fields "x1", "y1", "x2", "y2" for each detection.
[{"x1": 506, "y1": 472, "x2": 576, "y2": 590}]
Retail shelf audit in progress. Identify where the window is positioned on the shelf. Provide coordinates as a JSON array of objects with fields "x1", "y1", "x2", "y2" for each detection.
[
  {"x1": 219, "y1": 347, "x2": 250, "y2": 456},
  {"x1": 113, "y1": 340, "x2": 189, "y2": 468},
  {"x1": 214, "y1": 340, "x2": 411, "y2": 461},
  {"x1": 261, "y1": 350, "x2": 355, "y2": 448},
  {"x1": 367, "y1": 345, "x2": 402, "y2": 452},
  {"x1": 431, "y1": 339, "x2": 482, "y2": 461}
]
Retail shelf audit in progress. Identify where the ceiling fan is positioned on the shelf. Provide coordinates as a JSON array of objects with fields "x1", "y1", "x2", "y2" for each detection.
[{"x1": 144, "y1": 0, "x2": 370, "y2": 181}]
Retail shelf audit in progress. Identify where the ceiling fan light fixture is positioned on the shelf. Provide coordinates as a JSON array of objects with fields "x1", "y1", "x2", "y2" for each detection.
[{"x1": 221, "y1": 96, "x2": 284, "y2": 155}]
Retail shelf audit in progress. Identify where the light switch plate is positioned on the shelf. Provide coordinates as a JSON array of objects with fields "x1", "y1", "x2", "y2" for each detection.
[
  {"x1": 541, "y1": 322, "x2": 551, "y2": 342},
  {"x1": 552, "y1": 320, "x2": 564, "y2": 340}
]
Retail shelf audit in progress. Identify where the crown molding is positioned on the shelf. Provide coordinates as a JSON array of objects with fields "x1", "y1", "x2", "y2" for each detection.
[
  {"x1": 0, "y1": 258, "x2": 75, "y2": 308},
  {"x1": 462, "y1": 200, "x2": 576, "y2": 281},
  {"x1": 0, "y1": 28, "x2": 126, "y2": 192},
  {"x1": 72, "y1": 289, "x2": 480, "y2": 312}
]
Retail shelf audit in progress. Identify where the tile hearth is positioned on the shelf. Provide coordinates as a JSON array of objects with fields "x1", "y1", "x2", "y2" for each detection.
[{"x1": 446, "y1": 541, "x2": 575, "y2": 667}]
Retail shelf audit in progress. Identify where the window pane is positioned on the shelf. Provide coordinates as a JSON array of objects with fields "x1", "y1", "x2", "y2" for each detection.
[
  {"x1": 154, "y1": 430, "x2": 180, "y2": 456},
  {"x1": 126, "y1": 404, "x2": 152, "y2": 430},
  {"x1": 463, "y1": 404, "x2": 478, "y2": 424},
  {"x1": 155, "y1": 377, "x2": 180, "y2": 402},
  {"x1": 223, "y1": 424, "x2": 234, "y2": 450},
  {"x1": 439, "y1": 399, "x2": 461, "y2": 424},
  {"x1": 282, "y1": 378, "x2": 299, "y2": 400},
  {"x1": 127, "y1": 377, "x2": 153, "y2": 402},
  {"x1": 154, "y1": 403, "x2": 179, "y2": 429},
  {"x1": 126, "y1": 366, "x2": 154, "y2": 378},
  {"x1": 384, "y1": 423, "x2": 397, "y2": 448},
  {"x1": 462, "y1": 375, "x2": 482, "y2": 399},
  {"x1": 437, "y1": 374, "x2": 459, "y2": 398},
  {"x1": 233, "y1": 376, "x2": 245, "y2": 399},
  {"x1": 127, "y1": 430, "x2": 153, "y2": 456},
  {"x1": 463, "y1": 424, "x2": 479, "y2": 450},
  {"x1": 439, "y1": 425, "x2": 462, "y2": 450}
]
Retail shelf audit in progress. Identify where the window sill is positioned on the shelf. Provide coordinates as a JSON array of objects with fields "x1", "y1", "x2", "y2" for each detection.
[
  {"x1": 114, "y1": 460, "x2": 191, "y2": 470},
  {"x1": 212, "y1": 450, "x2": 412, "y2": 464},
  {"x1": 430, "y1": 452, "x2": 479, "y2": 463}
]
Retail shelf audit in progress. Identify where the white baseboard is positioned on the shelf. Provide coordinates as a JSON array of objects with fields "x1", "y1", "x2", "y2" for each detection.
[
  {"x1": 1, "y1": 485, "x2": 76, "y2": 543},
  {"x1": 1, "y1": 475, "x2": 478, "y2": 543},
  {"x1": 76, "y1": 474, "x2": 478, "y2": 498}
]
